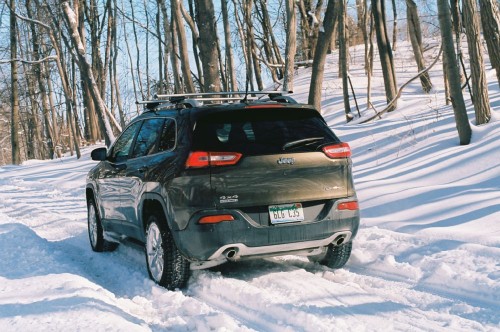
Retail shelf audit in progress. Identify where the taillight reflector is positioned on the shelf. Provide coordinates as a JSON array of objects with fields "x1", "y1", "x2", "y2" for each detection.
[
  {"x1": 185, "y1": 151, "x2": 242, "y2": 168},
  {"x1": 338, "y1": 201, "x2": 359, "y2": 210},
  {"x1": 198, "y1": 214, "x2": 235, "y2": 224},
  {"x1": 323, "y1": 143, "x2": 352, "y2": 158}
]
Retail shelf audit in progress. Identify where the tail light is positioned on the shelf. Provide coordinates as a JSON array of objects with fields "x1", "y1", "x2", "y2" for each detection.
[
  {"x1": 185, "y1": 151, "x2": 242, "y2": 168},
  {"x1": 323, "y1": 143, "x2": 351, "y2": 158},
  {"x1": 198, "y1": 214, "x2": 235, "y2": 224},
  {"x1": 337, "y1": 201, "x2": 359, "y2": 210}
]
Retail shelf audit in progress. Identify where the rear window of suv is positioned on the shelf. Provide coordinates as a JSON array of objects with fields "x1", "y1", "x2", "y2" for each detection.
[{"x1": 192, "y1": 108, "x2": 340, "y2": 155}]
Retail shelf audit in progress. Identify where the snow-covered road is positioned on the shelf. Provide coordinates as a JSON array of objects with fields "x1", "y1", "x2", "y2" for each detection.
[{"x1": 0, "y1": 132, "x2": 498, "y2": 331}]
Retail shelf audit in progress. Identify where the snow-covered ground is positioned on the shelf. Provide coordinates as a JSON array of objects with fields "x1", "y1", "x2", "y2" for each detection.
[{"x1": 0, "y1": 42, "x2": 499, "y2": 331}]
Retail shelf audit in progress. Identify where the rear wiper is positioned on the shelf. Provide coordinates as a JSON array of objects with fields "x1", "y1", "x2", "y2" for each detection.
[{"x1": 282, "y1": 137, "x2": 324, "y2": 151}]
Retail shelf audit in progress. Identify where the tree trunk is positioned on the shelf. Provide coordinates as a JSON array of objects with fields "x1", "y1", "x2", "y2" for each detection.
[
  {"x1": 391, "y1": 0, "x2": 397, "y2": 51},
  {"x1": 26, "y1": 0, "x2": 56, "y2": 158},
  {"x1": 479, "y1": 0, "x2": 500, "y2": 87},
  {"x1": 437, "y1": 0, "x2": 471, "y2": 145},
  {"x1": 62, "y1": 1, "x2": 116, "y2": 146},
  {"x1": 221, "y1": 0, "x2": 238, "y2": 91},
  {"x1": 195, "y1": 0, "x2": 221, "y2": 92},
  {"x1": 284, "y1": 0, "x2": 297, "y2": 91},
  {"x1": 308, "y1": 0, "x2": 337, "y2": 110},
  {"x1": 463, "y1": 0, "x2": 492, "y2": 125},
  {"x1": 339, "y1": 0, "x2": 352, "y2": 121},
  {"x1": 372, "y1": 0, "x2": 397, "y2": 111},
  {"x1": 173, "y1": 0, "x2": 195, "y2": 93},
  {"x1": 406, "y1": 0, "x2": 432, "y2": 92},
  {"x1": 10, "y1": 0, "x2": 21, "y2": 164}
]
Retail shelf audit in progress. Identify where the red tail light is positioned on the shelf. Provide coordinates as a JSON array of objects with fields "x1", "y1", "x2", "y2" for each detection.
[
  {"x1": 185, "y1": 151, "x2": 242, "y2": 168},
  {"x1": 323, "y1": 143, "x2": 351, "y2": 158},
  {"x1": 198, "y1": 214, "x2": 235, "y2": 224},
  {"x1": 337, "y1": 201, "x2": 359, "y2": 210}
]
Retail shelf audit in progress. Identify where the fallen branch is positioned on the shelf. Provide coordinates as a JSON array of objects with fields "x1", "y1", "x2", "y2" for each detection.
[{"x1": 361, "y1": 44, "x2": 443, "y2": 124}]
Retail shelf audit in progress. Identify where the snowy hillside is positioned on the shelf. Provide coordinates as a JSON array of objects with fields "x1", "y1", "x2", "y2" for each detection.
[{"x1": 0, "y1": 42, "x2": 499, "y2": 331}]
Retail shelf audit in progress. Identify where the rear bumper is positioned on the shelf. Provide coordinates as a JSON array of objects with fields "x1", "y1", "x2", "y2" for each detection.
[{"x1": 172, "y1": 198, "x2": 360, "y2": 269}]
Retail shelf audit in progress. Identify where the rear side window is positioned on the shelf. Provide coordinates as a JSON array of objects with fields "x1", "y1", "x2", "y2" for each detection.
[
  {"x1": 130, "y1": 118, "x2": 165, "y2": 159},
  {"x1": 192, "y1": 108, "x2": 339, "y2": 155}
]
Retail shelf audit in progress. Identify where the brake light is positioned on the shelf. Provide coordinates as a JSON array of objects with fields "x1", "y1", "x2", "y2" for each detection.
[
  {"x1": 185, "y1": 151, "x2": 242, "y2": 168},
  {"x1": 323, "y1": 143, "x2": 351, "y2": 158},
  {"x1": 337, "y1": 201, "x2": 359, "y2": 210},
  {"x1": 198, "y1": 214, "x2": 235, "y2": 224}
]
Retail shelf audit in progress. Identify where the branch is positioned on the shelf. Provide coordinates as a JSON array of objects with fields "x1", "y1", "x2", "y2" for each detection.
[
  {"x1": 0, "y1": 55, "x2": 58, "y2": 64},
  {"x1": 360, "y1": 44, "x2": 443, "y2": 124},
  {"x1": 5, "y1": 2, "x2": 51, "y2": 30}
]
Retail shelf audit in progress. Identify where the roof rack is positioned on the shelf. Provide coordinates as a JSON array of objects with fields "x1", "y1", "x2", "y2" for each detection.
[{"x1": 137, "y1": 90, "x2": 294, "y2": 110}]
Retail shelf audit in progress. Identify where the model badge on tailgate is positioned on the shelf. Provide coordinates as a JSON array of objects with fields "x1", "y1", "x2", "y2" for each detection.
[{"x1": 220, "y1": 195, "x2": 239, "y2": 203}]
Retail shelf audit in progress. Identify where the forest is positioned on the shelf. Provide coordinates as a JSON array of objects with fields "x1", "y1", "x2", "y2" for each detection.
[{"x1": 0, "y1": 0, "x2": 499, "y2": 166}]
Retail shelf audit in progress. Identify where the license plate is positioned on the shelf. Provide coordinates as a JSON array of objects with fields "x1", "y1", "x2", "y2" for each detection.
[{"x1": 269, "y1": 203, "x2": 304, "y2": 224}]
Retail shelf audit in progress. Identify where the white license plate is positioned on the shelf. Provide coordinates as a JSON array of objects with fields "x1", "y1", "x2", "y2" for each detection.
[{"x1": 269, "y1": 203, "x2": 304, "y2": 224}]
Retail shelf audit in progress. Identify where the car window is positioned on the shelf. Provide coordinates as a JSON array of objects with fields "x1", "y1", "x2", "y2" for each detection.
[
  {"x1": 192, "y1": 108, "x2": 339, "y2": 155},
  {"x1": 109, "y1": 121, "x2": 142, "y2": 163},
  {"x1": 158, "y1": 119, "x2": 176, "y2": 152},
  {"x1": 130, "y1": 118, "x2": 165, "y2": 159}
]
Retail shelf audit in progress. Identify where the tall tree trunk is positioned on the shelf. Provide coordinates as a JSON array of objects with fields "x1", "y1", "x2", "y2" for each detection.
[
  {"x1": 195, "y1": 0, "x2": 221, "y2": 92},
  {"x1": 244, "y1": 0, "x2": 263, "y2": 90},
  {"x1": 437, "y1": 0, "x2": 471, "y2": 145},
  {"x1": 172, "y1": 0, "x2": 195, "y2": 93},
  {"x1": 26, "y1": 0, "x2": 55, "y2": 158},
  {"x1": 406, "y1": 0, "x2": 432, "y2": 92},
  {"x1": 232, "y1": 0, "x2": 254, "y2": 91},
  {"x1": 391, "y1": 0, "x2": 397, "y2": 51},
  {"x1": 10, "y1": 0, "x2": 21, "y2": 164},
  {"x1": 340, "y1": 0, "x2": 352, "y2": 121},
  {"x1": 479, "y1": 0, "x2": 500, "y2": 87},
  {"x1": 308, "y1": 0, "x2": 337, "y2": 110},
  {"x1": 357, "y1": 0, "x2": 369, "y2": 74},
  {"x1": 450, "y1": 0, "x2": 464, "y2": 83},
  {"x1": 463, "y1": 0, "x2": 492, "y2": 125},
  {"x1": 372, "y1": 0, "x2": 397, "y2": 111},
  {"x1": 186, "y1": 0, "x2": 204, "y2": 89},
  {"x1": 62, "y1": 1, "x2": 115, "y2": 146},
  {"x1": 284, "y1": 0, "x2": 297, "y2": 91},
  {"x1": 221, "y1": 0, "x2": 238, "y2": 91}
]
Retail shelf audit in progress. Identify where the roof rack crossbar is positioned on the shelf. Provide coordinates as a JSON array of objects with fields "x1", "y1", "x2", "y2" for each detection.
[{"x1": 154, "y1": 90, "x2": 292, "y2": 99}]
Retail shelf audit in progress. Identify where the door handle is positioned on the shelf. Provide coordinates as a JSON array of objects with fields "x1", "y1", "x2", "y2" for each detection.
[{"x1": 138, "y1": 166, "x2": 148, "y2": 173}]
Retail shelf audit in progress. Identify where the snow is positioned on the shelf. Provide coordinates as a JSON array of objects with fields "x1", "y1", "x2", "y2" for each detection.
[{"x1": 0, "y1": 41, "x2": 499, "y2": 331}]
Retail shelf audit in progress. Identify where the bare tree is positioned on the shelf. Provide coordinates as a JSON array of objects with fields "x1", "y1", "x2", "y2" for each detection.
[
  {"x1": 437, "y1": 0, "x2": 471, "y2": 145},
  {"x1": 339, "y1": 0, "x2": 352, "y2": 121},
  {"x1": 479, "y1": 0, "x2": 500, "y2": 87},
  {"x1": 195, "y1": 0, "x2": 221, "y2": 92},
  {"x1": 372, "y1": 0, "x2": 397, "y2": 112},
  {"x1": 308, "y1": 0, "x2": 337, "y2": 110},
  {"x1": 283, "y1": 0, "x2": 297, "y2": 92},
  {"x1": 406, "y1": 0, "x2": 432, "y2": 92},
  {"x1": 221, "y1": 0, "x2": 238, "y2": 91},
  {"x1": 463, "y1": 0, "x2": 491, "y2": 125},
  {"x1": 9, "y1": 0, "x2": 21, "y2": 164},
  {"x1": 61, "y1": 1, "x2": 115, "y2": 146},
  {"x1": 172, "y1": 0, "x2": 195, "y2": 93}
]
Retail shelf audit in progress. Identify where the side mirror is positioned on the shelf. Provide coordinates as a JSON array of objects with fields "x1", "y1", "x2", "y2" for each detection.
[{"x1": 91, "y1": 147, "x2": 108, "y2": 161}]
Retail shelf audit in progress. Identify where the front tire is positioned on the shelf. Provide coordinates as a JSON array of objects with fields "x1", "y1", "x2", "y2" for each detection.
[{"x1": 145, "y1": 213, "x2": 190, "y2": 290}]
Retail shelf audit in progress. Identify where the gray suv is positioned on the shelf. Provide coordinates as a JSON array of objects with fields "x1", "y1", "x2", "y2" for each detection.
[{"x1": 86, "y1": 92, "x2": 360, "y2": 290}]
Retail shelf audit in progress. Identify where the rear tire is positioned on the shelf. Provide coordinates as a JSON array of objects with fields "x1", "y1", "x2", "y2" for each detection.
[
  {"x1": 310, "y1": 241, "x2": 352, "y2": 269},
  {"x1": 145, "y1": 213, "x2": 190, "y2": 290},
  {"x1": 87, "y1": 198, "x2": 118, "y2": 252}
]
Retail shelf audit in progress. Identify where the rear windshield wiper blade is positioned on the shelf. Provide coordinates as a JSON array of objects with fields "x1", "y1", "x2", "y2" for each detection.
[{"x1": 282, "y1": 137, "x2": 324, "y2": 151}]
